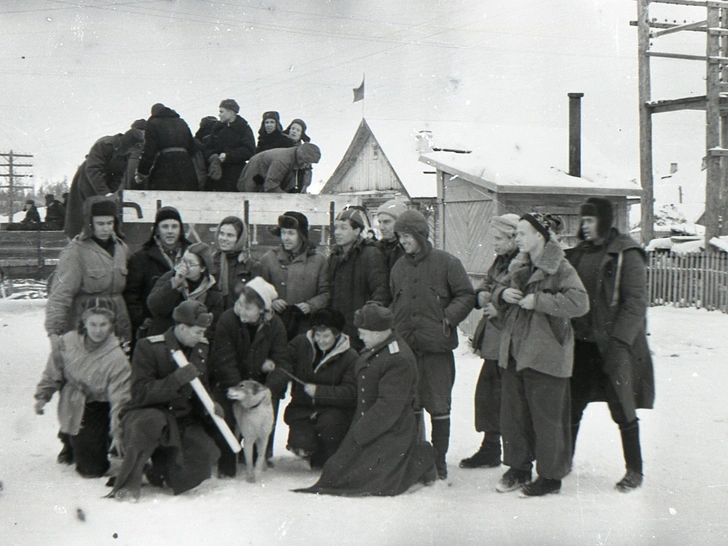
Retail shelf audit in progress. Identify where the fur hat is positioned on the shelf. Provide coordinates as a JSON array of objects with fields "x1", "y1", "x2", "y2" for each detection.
[
  {"x1": 172, "y1": 300, "x2": 213, "y2": 327},
  {"x1": 262, "y1": 111, "x2": 281, "y2": 123},
  {"x1": 151, "y1": 103, "x2": 166, "y2": 116},
  {"x1": 270, "y1": 211, "x2": 309, "y2": 239},
  {"x1": 131, "y1": 118, "x2": 147, "y2": 131},
  {"x1": 354, "y1": 302, "x2": 393, "y2": 332},
  {"x1": 296, "y1": 142, "x2": 321, "y2": 164},
  {"x1": 376, "y1": 200, "x2": 408, "y2": 221},
  {"x1": 186, "y1": 242, "x2": 214, "y2": 273},
  {"x1": 394, "y1": 209, "x2": 429, "y2": 239},
  {"x1": 310, "y1": 308, "x2": 346, "y2": 333},
  {"x1": 219, "y1": 99, "x2": 240, "y2": 113},
  {"x1": 336, "y1": 206, "x2": 369, "y2": 232},
  {"x1": 90, "y1": 198, "x2": 118, "y2": 218},
  {"x1": 490, "y1": 213, "x2": 520, "y2": 236},
  {"x1": 198, "y1": 115, "x2": 218, "y2": 130},
  {"x1": 284, "y1": 119, "x2": 311, "y2": 142},
  {"x1": 579, "y1": 197, "x2": 614, "y2": 237},
  {"x1": 245, "y1": 277, "x2": 278, "y2": 312}
]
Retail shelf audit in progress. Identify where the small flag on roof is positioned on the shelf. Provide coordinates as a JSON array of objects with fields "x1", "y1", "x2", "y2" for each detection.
[{"x1": 353, "y1": 76, "x2": 365, "y2": 103}]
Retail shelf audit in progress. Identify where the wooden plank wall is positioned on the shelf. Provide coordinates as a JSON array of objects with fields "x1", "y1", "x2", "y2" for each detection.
[{"x1": 648, "y1": 251, "x2": 728, "y2": 312}]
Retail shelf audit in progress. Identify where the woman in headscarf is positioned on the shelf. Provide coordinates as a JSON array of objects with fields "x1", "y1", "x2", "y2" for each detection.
[
  {"x1": 35, "y1": 297, "x2": 130, "y2": 478},
  {"x1": 146, "y1": 242, "x2": 223, "y2": 339},
  {"x1": 255, "y1": 111, "x2": 295, "y2": 154},
  {"x1": 212, "y1": 216, "x2": 262, "y2": 310}
]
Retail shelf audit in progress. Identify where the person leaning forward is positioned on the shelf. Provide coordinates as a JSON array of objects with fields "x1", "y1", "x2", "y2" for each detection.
[
  {"x1": 107, "y1": 300, "x2": 221, "y2": 502},
  {"x1": 237, "y1": 143, "x2": 321, "y2": 193}
]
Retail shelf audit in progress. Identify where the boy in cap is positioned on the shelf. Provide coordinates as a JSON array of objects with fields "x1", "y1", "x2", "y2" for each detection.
[
  {"x1": 328, "y1": 206, "x2": 390, "y2": 351},
  {"x1": 375, "y1": 199, "x2": 409, "y2": 271},
  {"x1": 108, "y1": 300, "x2": 220, "y2": 501},
  {"x1": 390, "y1": 209, "x2": 475, "y2": 480},
  {"x1": 566, "y1": 197, "x2": 655, "y2": 492},
  {"x1": 461, "y1": 213, "x2": 520, "y2": 469}
]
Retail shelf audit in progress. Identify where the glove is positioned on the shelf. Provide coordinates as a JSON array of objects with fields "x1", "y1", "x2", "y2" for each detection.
[
  {"x1": 261, "y1": 359, "x2": 276, "y2": 374},
  {"x1": 207, "y1": 154, "x2": 222, "y2": 181},
  {"x1": 173, "y1": 364, "x2": 201, "y2": 386},
  {"x1": 34, "y1": 399, "x2": 46, "y2": 415}
]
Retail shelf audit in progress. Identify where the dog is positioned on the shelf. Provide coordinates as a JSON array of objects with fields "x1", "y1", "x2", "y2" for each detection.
[{"x1": 227, "y1": 380, "x2": 274, "y2": 483}]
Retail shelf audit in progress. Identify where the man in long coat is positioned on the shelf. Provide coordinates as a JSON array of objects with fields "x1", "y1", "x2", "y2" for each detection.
[
  {"x1": 390, "y1": 209, "x2": 475, "y2": 480},
  {"x1": 64, "y1": 129, "x2": 144, "y2": 239},
  {"x1": 566, "y1": 197, "x2": 655, "y2": 492},
  {"x1": 108, "y1": 300, "x2": 220, "y2": 501}
]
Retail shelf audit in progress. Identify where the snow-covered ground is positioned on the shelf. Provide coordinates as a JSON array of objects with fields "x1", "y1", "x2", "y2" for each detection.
[{"x1": 1, "y1": 301, "x2": 726, "y2": 546}]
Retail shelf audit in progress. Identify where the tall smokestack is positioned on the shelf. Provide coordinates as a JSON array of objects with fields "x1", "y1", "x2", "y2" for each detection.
[{"x1": 568, "y1": 92, "x2": 584, "y2": 178}]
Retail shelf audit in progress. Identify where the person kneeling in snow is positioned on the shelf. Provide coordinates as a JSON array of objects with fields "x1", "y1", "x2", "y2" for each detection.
[
  {"x1": 108, "y1": 300, "x2": 220, "y2": 501},
  {"x1": 295, "y1": 302, "x2": 436, "y2": 496},
  {"x1": 34, "y1": 297, "x2": 130, "y2": 478}
]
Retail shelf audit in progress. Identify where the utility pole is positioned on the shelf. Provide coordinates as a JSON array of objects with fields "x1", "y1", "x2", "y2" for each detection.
[{"x1": 0, "y1": 150, "x2": 34, "y2": 222}]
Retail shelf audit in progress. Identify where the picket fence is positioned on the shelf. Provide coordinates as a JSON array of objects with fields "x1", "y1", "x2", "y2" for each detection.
[{"x1": 647, "y1": 251, "x2": 728, "y2": 313}]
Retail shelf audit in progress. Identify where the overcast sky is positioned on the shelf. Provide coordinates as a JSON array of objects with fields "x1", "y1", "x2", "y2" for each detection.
[{"x1": 0, "y1": 0, "x2": 706, "y2": 200}]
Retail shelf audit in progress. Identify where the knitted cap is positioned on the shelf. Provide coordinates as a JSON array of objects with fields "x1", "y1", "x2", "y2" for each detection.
[
  {"x1": 310, "y1": 308, "x2": 346, "y2": 333},
  {"x1": 155, "y1": 206, "x2": 182, "y2": 226},
  {"x1": 172, "y1": 300, "x2": 213, "y2": 327},
  {"x1": 376, "y1": 200, "x2": 408, "y2": 221},
  {"x1": 354, "y1": 302, "x2": 393, "y2": 332},
  {"x1": 270, "y1": 211, "x2": 309, "y2": 239},
  {"x1": 219, "y1": 99, "x2": 240, "y2": 113},
  {"x1": 186, "y1": 242, "x2": 214, "y2": 272},
  {"x1": 297, "y1": 142, "x2": 321, "y2": 164},
  {"x1": 245, "y1": 277, "x2": 278, "y2": 312},
  {"x1": 490, "y1": 213, "x2": 520, "y2": 235},
  {"x1": 579, "y1": 197, "x2": 614, "y2": 237},
  {"x1": 394, "y1": 209, "x2": 429, "y2": 239},
  {"x1": 336, "y1": 206, "x2": 369, "y2": 232}
]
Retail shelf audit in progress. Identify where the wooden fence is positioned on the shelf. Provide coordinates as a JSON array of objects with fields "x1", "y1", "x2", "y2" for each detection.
[{"x1": 647, "y1": 251, "x2": 728, "y2": 312}]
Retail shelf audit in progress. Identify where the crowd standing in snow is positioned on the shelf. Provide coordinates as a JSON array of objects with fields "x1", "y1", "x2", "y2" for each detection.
[{"x1": 34, "y1": 114, "x2": 654, "y2": 500}]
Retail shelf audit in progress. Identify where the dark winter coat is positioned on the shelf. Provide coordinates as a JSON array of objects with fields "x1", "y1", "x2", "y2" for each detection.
[
  {"x1": 471, "y1": 249, "x2": 519, "y2": 360},
  {"x1": 137, "y1": 106, "x2": 199, "y2": 191},
  {"x1": 237, "y1": 146, "x2": 303, "y2": 193},
  {"x1": 21, "y1": 205, "x2": 41, "y2": 225},
  {"x1": 284, "y1": 332, "x2": 358, "y2": 425},
  {"x1": 260, "y1": 244, "x2": 330, "y2": 336},
  {"x1": 208, "y1": 309, "x2": 292, "y2": 398},
  {"x1": 390, "y1": 242, "x2": 475, "y2": 354},
  {"x1": 566, "y1": 229, "x2": 655, "y2": 409},
  {"x1": 211, "y1": 249, "x2": 262, "y2": 310},
  {"x1": 328, "y1": 237, "x2": 391, "y2": 346},
  {"x1": 295, "y1": 332, "x2": 435, "y2": 496},
  {"x1": 377, "y1": 237, "x2": 405, "y2": 272},
  {"x1": 64, "y1": 134, "x2": 135, "y2": 239},
  {"x1": 123, "y1": 238, "x2": 191, "y2": 333},
  {"x1": 255, "y1": 127, "x2": 295, "y2": 154},
  {"x1": 146, "y1": 270, "x2": 223, "y2": 339},
  {"x1": 44, "y1": 200, "x2": 65, "y2": 230},
  {"x1": 46, "y1": 208, "x2": 131, "y2": 341},
  {"x1": 203, "y1": 116, "x2": 256, "y2": 192},
  {"x1": 123, "y1": 328, "x2": 211, "y2": 421},
  {"x1": 494, "y1": 239, "x2": 589, "y2": 378}
]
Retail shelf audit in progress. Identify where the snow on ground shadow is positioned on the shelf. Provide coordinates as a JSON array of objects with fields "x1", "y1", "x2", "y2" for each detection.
[{"x1": 0, "y1": 302, "x2": 726, "y2": 546}]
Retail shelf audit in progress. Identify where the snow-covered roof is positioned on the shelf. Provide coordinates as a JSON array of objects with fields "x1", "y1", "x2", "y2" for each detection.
[{"x1": 418, "y1": 122, "x2": 642, "y2": 196}]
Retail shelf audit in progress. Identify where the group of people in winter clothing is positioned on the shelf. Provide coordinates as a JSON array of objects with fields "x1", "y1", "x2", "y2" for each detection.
[
  {"x1": 35, "y1": 191, "x2": 653, "y2": 500},
  {"x1": 62, "y1": 101, "x2": 321, "y2": 240},
  {"x1": 461, "y1": 198, "x2": 654, "y2": 497}
]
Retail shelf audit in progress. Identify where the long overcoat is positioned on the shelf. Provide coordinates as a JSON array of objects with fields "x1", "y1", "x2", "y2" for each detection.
[
  {"x1": 566, "y1": 229, "x2": 655, "y2": 409},
  {"x1": 203, "y1": 116, "x2": 256, "y2": 192},
  {"x1": 493, "y1": 239, "x2": 589, "y2": 378},
  {"x1": 295, "y1": 332, "x2": 435, "y2": 496},
  {"x1": 390, "y1": 242, "x2": 475, "y2": 354}
]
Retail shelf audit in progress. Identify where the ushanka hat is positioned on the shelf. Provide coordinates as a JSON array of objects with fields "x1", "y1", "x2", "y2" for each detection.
[
  {"x1": 172, "y1": 300, "x2": 213, "y2": 327},
  {"x1": 579, "y1": 197, "x2": 614, "y2": 237},
  {"x1": 219, "y1": 99, "x2": 240, "y2": 113},
  {"x1": 354, "y1": 302, "x2": 393, "y2": 332},
  {"x1": 310, "y1": 308, "x2": 346, "y2": 333},
  {"x1": 90, "y1": 198, "x2": 118, "y2": 218},
  {"x1": 270, "y1": 211, "x2": 309, "y2": 239}
]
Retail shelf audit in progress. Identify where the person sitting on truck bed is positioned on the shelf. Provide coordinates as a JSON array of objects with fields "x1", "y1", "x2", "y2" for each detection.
[{"x1": 237, "y1": 143, "x2": 321, "y2": 193}]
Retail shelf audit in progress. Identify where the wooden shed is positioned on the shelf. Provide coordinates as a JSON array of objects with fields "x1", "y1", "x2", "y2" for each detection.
[{"x1": 420, "y1": 142, "x2": 642, "y2": 278}]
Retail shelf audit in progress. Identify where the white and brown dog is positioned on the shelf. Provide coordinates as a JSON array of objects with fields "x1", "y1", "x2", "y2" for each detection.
[{"x1": 226, "y1": 380, "x2": 274, "y2": 483}]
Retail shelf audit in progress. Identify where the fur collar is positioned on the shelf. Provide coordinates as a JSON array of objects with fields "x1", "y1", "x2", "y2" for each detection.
[{"x1": 304, "y1": 332, "x2": 352, "y2": 373}]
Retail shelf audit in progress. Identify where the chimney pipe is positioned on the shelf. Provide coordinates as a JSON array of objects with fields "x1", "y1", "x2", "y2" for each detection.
[{"x1": 568, "y1": 93, "x2": 584, "y2": 178}]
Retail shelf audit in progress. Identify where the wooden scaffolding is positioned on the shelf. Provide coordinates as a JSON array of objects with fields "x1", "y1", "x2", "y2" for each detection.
[{"x1": 635, "y1": 0, "x2": 728, "y2": 245}]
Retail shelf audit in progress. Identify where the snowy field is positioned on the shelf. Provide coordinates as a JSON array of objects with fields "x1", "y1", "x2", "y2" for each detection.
[{"x1": 1, "y1": 301, "x2": 726, "y2": 546}]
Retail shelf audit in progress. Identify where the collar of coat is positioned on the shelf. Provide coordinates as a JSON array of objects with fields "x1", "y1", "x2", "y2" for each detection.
[
  {"x1": 332, "y1": 236, "x2": 373, "y2": 259},
  {"x1": 212, "y1": 116, "x2": 251, "y2": 136},
  {"x1": 508, "y1": 239, "x2": 565, "y2": 289},
  {"x1": 357, "y1": 331, "x2": 399, "y2": 368},
  {"x1": 402, "y1": 239, "x2": 433, "y2": 265},
  {"x1": 304, "y1": 331, "x2": 352, "y2": 373}
]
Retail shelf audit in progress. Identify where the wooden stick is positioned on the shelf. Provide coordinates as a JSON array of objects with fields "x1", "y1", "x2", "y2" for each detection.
[
  {"x1": 170, "y1": 350, "x2": 241, "y2": 453},
  {"x1": 279, "y1": 367, "x2": 306, "y2": 386}
]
